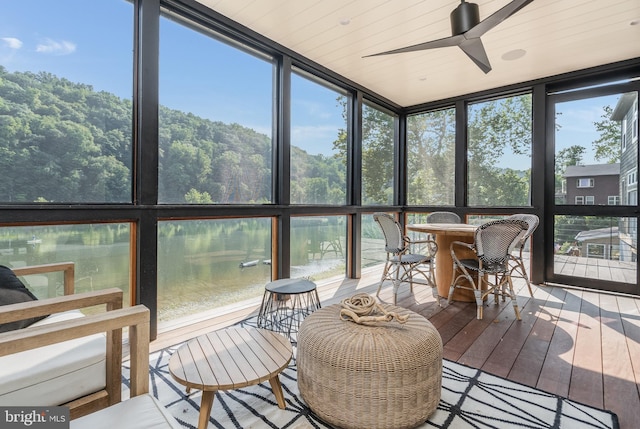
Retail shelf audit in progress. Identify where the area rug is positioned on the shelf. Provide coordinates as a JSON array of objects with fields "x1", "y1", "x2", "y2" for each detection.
[{"x1": 122, "y1": 318, "x2": 619, "y2": 429}]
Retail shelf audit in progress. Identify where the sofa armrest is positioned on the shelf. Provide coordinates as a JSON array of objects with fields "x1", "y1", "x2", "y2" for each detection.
[
  {"x1": 0, "y1": 288, "x2": 123, "y2": 326},
  {"x1": 0, "y1": 288, "x2": 149, "y2": 418},
  {"x1": 12, "y1": 262, "x2": 75, "y2": 295}
]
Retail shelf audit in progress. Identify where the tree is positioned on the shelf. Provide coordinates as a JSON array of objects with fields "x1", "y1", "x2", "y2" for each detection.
[
  {"x1": 592, "y1": 105, "x2": 620, "y2": 163},
  {"x1": 467, "y1": 94, "x2": 532, "y2": 206}
]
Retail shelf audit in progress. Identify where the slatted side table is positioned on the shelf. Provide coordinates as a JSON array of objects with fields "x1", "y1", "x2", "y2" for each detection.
[{"x1": 256, "y1": 278, "x2": 321, "y2": 339}]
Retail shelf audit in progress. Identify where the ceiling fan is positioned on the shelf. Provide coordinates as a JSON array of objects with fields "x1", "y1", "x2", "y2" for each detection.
[{"x1": 365, "y1": 0, "x2": 533, "y2": 73}]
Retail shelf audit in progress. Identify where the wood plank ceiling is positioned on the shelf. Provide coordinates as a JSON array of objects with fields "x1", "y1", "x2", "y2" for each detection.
[{"x1": 193, "y1": 0, "x2": 640, "y2": 107}]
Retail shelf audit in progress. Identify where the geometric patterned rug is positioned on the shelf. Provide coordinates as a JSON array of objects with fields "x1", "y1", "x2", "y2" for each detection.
[{"x1": 122, "y1": 317, "x2": 619, "y2": 429}]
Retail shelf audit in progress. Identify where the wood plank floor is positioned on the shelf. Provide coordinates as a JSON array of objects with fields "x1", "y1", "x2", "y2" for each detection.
[{"x1": 148, "y1": 266, "x2": 640, "y2": 429}]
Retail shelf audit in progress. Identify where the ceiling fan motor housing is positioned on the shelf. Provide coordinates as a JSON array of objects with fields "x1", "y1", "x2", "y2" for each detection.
[{"x1": 450, "y1": 1, "x2": 480, "y2": 35}]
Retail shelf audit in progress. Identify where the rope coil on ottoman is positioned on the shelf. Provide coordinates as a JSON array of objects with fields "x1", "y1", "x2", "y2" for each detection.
[{"x1": 297, "y1": 294, "x2": 443, "y2": 429}]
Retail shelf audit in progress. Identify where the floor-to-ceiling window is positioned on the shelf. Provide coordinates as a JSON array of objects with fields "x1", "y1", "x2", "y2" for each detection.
[
  {"x1": 549, "y1": 84, "x2": 639, "y2": 294},
  {"x1": 0, "y1": 0, "x2": 134, "y2": 303}
]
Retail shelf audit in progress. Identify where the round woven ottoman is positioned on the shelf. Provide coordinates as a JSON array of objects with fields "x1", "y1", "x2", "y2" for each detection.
[{"x1": 297, "y1": 303, "x2": 443, "y2": 429}]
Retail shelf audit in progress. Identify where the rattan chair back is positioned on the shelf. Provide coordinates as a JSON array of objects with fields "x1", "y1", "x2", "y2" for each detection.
[
  {"x1": 474, "y1": 219, "x2": 528, "y2": 268},
  {"x1": 373, "y1": 213, "x2": 405, "y2": 254},
  {"x1": 507, "y1": 213, "x2": 539, "y2": 249},
  {"x1": 426, "y1": 211, "x2": 461, "y2": 224}
]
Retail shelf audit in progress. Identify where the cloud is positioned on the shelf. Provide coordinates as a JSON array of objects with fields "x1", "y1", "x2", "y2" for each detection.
[
  {"x1": 1, "y1": 37, "x2": 23, "y2": 49},
  {"x1": 36, "y1": 38, "x2": 76, "y2": 55}
]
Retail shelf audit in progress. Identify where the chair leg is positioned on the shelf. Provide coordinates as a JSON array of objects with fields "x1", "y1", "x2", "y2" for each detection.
[
  {"x1": 507, "y1": 276, "x2": 521, "y2": 320},
  {"x1": 474, "y1": 289, "x2": 483, "y2": 320},
  {"x1": 512, "y1": 260, "x2": 534, "y2": 297}
]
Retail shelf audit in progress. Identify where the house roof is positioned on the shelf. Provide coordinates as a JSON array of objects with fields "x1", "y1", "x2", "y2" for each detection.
[
  {"x1": 611, "y1": 92, "x2": 638, "y2": 121},
  {"x1": 564, "y1": 163, "x2": 620, "y2": 178},
  {"x1": 575, "y1": 226, "x2": 618, "y2": 242}
]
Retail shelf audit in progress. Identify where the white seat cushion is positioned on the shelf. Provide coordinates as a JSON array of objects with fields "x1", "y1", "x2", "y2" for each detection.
[
  {"x1": 70, "y1": 394, "x2": 181, "y2": 429},
  {"x1": 0, "y1": 310, "x2": 106, "y2": 405}
]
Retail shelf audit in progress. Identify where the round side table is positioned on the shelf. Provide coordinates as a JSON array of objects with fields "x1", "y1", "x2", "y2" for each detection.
[{"x1": 256, "y1": 278, "x2": 321, "y2": 339}]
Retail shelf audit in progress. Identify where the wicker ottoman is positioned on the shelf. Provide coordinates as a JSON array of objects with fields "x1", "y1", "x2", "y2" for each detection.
[{"x1": 297, "y1": 303, "x2": 443, "y2": 429}]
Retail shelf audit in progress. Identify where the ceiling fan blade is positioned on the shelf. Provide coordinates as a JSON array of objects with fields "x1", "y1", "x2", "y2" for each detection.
[
  {"x1": 458, "y1": 38, "x2": 492, "y2": 73},
  {"x1": 466, "y1": 0, "x2": 533, "y2": 39},
  {"x1": 364, "y1": 34, "x2": 464, "y2": 57}
]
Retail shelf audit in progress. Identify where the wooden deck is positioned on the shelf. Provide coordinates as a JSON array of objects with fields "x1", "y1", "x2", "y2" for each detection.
[{"x1": 149, "y1": 266, "x2": 640, "y2": 429}]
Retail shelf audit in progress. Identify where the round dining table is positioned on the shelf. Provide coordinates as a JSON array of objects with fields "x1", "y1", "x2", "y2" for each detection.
[{"x1": 407, "y1": 223, "x2": 480, "y2": 302}]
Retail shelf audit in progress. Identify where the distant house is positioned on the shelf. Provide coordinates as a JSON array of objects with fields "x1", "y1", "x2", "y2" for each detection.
[
  {"x1": 574, "y1": 226, "x2": 619, "y2": 260},
  {"x1": 564, "y1": 163, "x2": 620, "y2": 206}
]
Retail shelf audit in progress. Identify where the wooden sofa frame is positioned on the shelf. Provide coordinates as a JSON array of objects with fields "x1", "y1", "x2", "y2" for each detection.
[{"x1": 0, "y1": 278, "x2": 149, "y2": 419}]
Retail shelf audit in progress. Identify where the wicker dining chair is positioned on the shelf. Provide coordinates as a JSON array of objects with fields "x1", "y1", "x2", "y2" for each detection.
[
  {"x1": 448, "y1": 219, "x2": 528, "y2": 320},
  {"x1": 426, "y1": 211, "x2": 462, "y2": 224},
  {"x1": 373, "y1": 213, "x2": 437, "y2": 304},
  {"x1": 506, "y1": 214, "x2": 539, "y2": 297}
]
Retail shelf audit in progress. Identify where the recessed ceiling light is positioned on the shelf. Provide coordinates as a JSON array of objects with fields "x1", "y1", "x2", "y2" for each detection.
[
  {"x1": 340, "y1": 18, "x2": 351, "y2": 26},
  {"x1": 630, "y1": 19, "x2": 639, "y2": 26},
  {"x1": 418, "y1": 76, "x2": 428, "y2": 81},
  {"x1": 502, "y1": 49, "x2": 526, "y2": 61}
]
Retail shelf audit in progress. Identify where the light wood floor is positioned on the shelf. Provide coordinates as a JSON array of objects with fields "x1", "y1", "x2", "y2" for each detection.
[{"x1": 148, "y1": 266, "x2": 640, "y2": 429}]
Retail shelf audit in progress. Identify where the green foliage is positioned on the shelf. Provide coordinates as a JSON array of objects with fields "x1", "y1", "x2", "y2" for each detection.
[
  {"x1": 407, "y1": 108, "x2": 456, "y2": 205},
  {"x1": 467, "y1": 94, "x2": 532, "y2": 206},
  {"x1": 0, "y1": 67, "x2": 346, "y2": 205}
]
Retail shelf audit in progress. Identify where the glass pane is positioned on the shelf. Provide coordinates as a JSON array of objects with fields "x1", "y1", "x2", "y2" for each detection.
[
  {"x1": 362, "y1": 103, "x2": 395, "y2": 205},
  {"x1": 291, "y1": 71, "x2": 347, "y2": 204},
  {"x1": 290, "y1": 216, "x2": 345, "y2": 280},
  {"x1": 157, "y1": 218, "x2": 271, "y2": 323},
  {"x1": 361, "y1": 213, "x2": 387, "y2": 269},
  {"x1": 407, "y1": 108, "x2": 455, "y2": 206},
  {"x1": 158, "y1": 14, "x2": 274, "y2": 204},
  {"x1": 0, "y1": 223, "x2": 131, "y2": 302},
  {"x1": 555, "y1": 92, "x2": 638, "y2": 206},
  {"x1": 468, "y1": 94, "x2": 532, "y2": 206},
  {"x1": 554, "y1": 215, "x2": 636, "y2": 283},
  {"x1": 0, "y1": 0, "x2": 133, "y2": 203}
]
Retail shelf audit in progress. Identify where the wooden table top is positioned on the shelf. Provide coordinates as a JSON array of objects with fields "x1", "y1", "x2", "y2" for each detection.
[
  {"x1": 168, "y1": 327, "x2": 292, "y2": 391},
  {"x1": 408, "y1": 223, "x2": 478, "y2": 237}
]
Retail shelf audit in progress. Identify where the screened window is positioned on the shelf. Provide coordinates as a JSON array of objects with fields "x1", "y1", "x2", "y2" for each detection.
[
  {"x1": 291, "y1": 70, "x2": 347, "y2": 205},
  {"x1": 0, "y1": 1, "x2": 133, "y2": 203},
  {"x1": 157, "y1": 218, "x2": 271, "y2": 323},
  {"x1": 556, "y1": 91, "x2": 638, "y2": 207},
  {"x1": 585, "y1": 195, "x2": 595, "y2": 205},
  {"x1": 407, "y1": 107, "x2": 455, "y2": 206},
  {"x1": 158, "y1": 13, "x2": 274, "y2": 204},
  {"x1": 362, "y1": 102, "x2": 395, "y2": 205},
  {"x1": 575, "y1": 196, "x2": 584, "y2": 204},
  {"x1": 467, "y1": 94, "x2": 532, "y2": 207},
  {"x1": 609, "y1": 195, "x2": 620, "y2": 205},
  {"x1": 290, "y1": 216, "x2": 346, "y2": 280},
  {"x1": 0, "y1": 223, "x2": 131, "y2": 302}
]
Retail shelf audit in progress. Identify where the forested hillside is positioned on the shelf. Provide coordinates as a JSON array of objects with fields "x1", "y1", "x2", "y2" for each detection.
[{"x1": 0, "y1": 66, "x2": 343, "y2": 204}]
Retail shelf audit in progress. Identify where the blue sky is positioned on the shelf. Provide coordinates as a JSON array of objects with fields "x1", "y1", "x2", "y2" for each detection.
[
  {"x1": 0, "y1": 0, "x2": 344, "y2": 156},
  {"x1": 0, "y1": 1, "x2": 623, "y2": 162}
]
